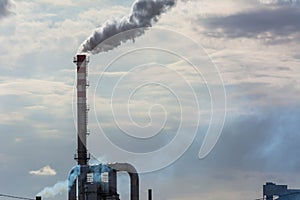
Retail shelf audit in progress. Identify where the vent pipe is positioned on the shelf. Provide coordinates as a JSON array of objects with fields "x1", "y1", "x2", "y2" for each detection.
[{"x1": 108, "y1": 163, "x2": 139, "y2": 200}]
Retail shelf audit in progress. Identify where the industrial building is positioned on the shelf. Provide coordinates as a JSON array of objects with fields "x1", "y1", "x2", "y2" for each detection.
[
  {"x1": 69, "y1": 54, "x2": 140, "y2": 200},
  {"x1": 263, "y1": 182, "x2": 300, "y2": 200}
]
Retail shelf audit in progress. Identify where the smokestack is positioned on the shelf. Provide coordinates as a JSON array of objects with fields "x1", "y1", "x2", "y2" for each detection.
[
  {"x1": 73, "y1": 54, "x2": 89, "y2": 166},
  {"x1": 36, "y1": 196, "x2": 41, "y2": 200},
  {"x1": 148, "y1": 189, "x2": 152, "y2": 200},
  {"x1": 78, "y1": 0, "x2": 176, "y2": 55}
]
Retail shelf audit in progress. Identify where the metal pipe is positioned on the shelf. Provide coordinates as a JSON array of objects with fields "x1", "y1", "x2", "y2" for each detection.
[{"x1": 108, "y1": 163, "x2": 139, "y2": 200}]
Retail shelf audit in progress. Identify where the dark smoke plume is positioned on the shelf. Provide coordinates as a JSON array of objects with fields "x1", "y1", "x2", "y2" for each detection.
[
  {"x1": 0, "y1": 0, "x2": 14, "y2": 19},
  {"x1": 78, "y1": 0, "x2": 176, "y2": 54}
]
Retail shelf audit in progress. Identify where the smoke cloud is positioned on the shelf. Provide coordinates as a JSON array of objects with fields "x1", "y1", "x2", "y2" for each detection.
[
  {"x1": 78, "y1": 0, "x2": 176, "y2": 54},
  {"x1": 36, "y1": 180, "x2": 68, "y2": 198},
  {"x1": 0, "y1": 0, "x2": 15, "y2": 19}
]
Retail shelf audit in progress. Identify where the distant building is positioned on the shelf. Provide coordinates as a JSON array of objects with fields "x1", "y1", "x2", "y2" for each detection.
[{"x1": 263, "y1": 182, "x2": 300, "y2": 200}]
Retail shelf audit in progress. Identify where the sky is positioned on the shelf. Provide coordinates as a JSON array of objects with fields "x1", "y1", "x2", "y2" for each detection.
[{"x1": 0, "y1": 0, "x2": 300, "y2": 200}]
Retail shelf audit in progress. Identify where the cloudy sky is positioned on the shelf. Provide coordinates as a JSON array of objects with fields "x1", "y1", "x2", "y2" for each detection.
[{"x1": 1, "y1": 0, "x2": 300, "y2": 200}]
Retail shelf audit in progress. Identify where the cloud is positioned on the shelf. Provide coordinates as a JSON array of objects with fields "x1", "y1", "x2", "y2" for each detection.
[
  {"x1": 210, "y1": 106, "x2": 300, "y2": 173},
  {"x1": 0, "y1": 111, "x2": 25, "y2": 125},
  {"x1": 260, "y1": 0, "x2": 300, "y2": 5},
  {"x1": 0, "y1": 1, "x2": 299, "y2": 199},
  {"x1": 37, "y1": 0, "x2": 73, "y2": 6},
  {"x1": 200, "y1": 7, "x2": 300, "y2": 43},
  {"x1": 0, "y1": 0, "x2": 15, "y2": 19},
  {"x1": 29, "y1": 165, "x2": 57, "y2": 176}
]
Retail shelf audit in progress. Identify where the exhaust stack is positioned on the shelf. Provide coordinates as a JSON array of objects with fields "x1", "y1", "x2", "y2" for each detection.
[
  {"x1": 73, "y1": 54, "x2": 89, "y2": 166},
  {"x1": 69, "y1": 55, "x2": 140, "y2": 200}
]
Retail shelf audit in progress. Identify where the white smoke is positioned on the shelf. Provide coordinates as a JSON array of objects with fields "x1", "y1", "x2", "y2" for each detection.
[
  {"x1": 36, "y1": 180, "x2": 68, "y2": 198},
  {"x1": 0, "y1": 0, "x2": 15, "y2": 19},
  {"x1": 78, "y1": 0, "x2": 177, "y2": 54},
  {"x1": 36, "y1": 166, "x2": 80, "y2": 199}
]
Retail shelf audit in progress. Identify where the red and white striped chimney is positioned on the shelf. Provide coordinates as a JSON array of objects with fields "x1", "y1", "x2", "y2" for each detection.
[{"x1": 73, "y1": 54, "x2": 89, "y2": 166}]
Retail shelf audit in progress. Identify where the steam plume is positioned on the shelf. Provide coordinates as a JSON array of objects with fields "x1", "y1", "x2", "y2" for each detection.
[
  {"x1": 36, "y1": 180, "x2": 67, "y2": 198},
  {"x1": 36, "y1": 166, "x2": 80, "y2": 198},
  {"x1": 79, "y1": 0, "x2": 176, "y2": 54},
  {"x1": 0, "y1": 0, "x2": 15, "y2": 19}
]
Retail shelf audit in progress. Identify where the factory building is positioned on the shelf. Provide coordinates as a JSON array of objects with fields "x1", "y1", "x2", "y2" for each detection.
[
  {"x1": 69, "y1": 54, "x2": 139, "y2": 200},
  {"x1": 263, "y1": 182, "x2": 300, "y2": 200}
]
